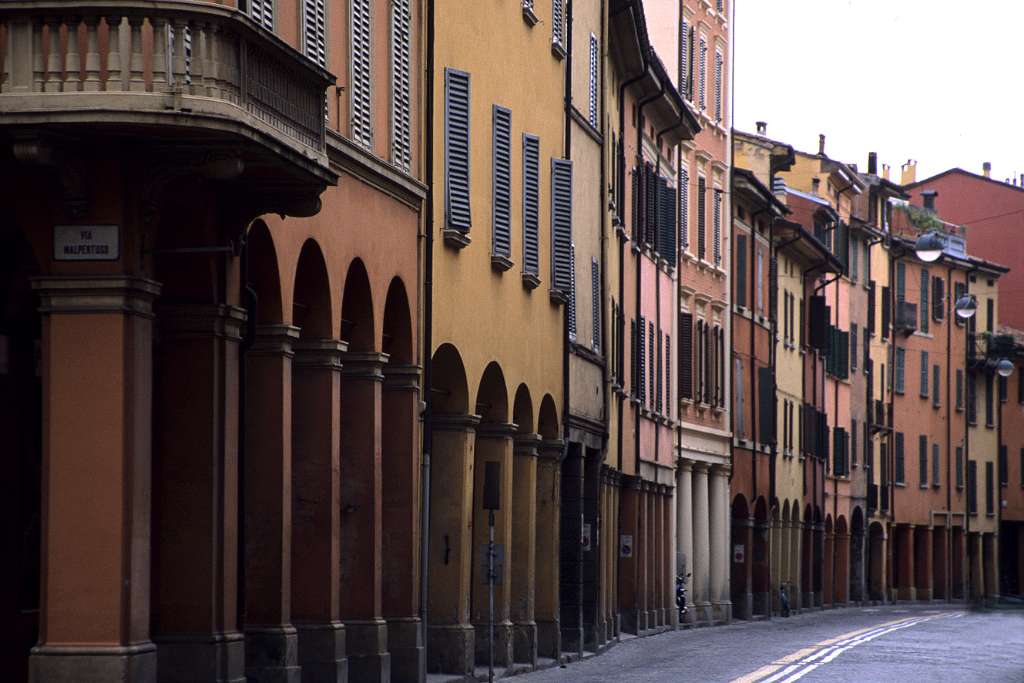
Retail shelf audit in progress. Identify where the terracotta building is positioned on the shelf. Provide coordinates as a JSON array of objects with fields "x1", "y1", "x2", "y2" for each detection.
[{"x1": 0, "y1": 1, "x2": 425, "y2": 682}]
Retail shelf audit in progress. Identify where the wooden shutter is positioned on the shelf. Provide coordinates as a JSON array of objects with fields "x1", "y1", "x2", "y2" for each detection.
[
  {"x1": 881, "y1": 286, "x2": 891, "y2": 339},
  {"x1": 895, "y1": 431, "x2": 905, "y2": 483},
  {"x1": 522, "y1": 134, "x2": 540, "y2": 276},
  {"x1": 863, "y1": 326, "x2": 869, "y2": 370},
  {"x1": 920, "y1": 350, "x2": 929, "y2": 397},
  {"x1": 713, "y1": 189, "x2": 722, "y2": 265},
  {"x1": 867, "y1": 281, "x2": 876, "y2": 334},
  {"x1": 735, "y1": 234, "x2": 747, "y2": 308},
  {"x1": 851, "y1": 419, "x2": 858, "y2": 467},
  {"x1": 718, "y1": 326, "x2": 725, "y2": 407},
  {"x1": 919, "y1": 435, "x2": 928, "y2": 487},
  {"x1": 809, "y1": 296, "x2": 828, "y2": 350},
  {"x1": 649, "y1": 321, "x2": 656, "y2": 409},
  {"x1": 656, "y1": 330, "x2": 663, "y2": 412},
  {"x1": 850, "y1": 235, "x2": 859, "y2": 283},
  {"x1": 250, "y1": 0, "x2": 275, "y2": 30},
  {"x1": 986, "y1": 462, "x2": 994, "y2": 514},
  {"x1": 552, "y1": 0, "x2": 564, "y2": 50},
  {"x1": 967, "y1": 460, "x2": 977, "y2": 513},
  {"x1": 679, "y1": 15, "x2": 689, "y2": 95},
  {"x1": 665, "y1": 334, "x2": 672, "y2": 414},
  {"x1": 758, "y1": 366, "x2": 775, "y2": 445},
  {"x1": 591, "y1": 258, "x2": 600, "y2": 352},
  {"x1": 895, "y1": 347, "x2": 905, "y2": 393},
  {"x1": 390, "y1": 0, "x2": 412, "y2": 170},
  {"x1": 919, "y1": 269, "x2": 929, "y2": 333},
  {"x1": 686, "y1": 26, "x2": 696, "y2": 101},
  {"x1": 303, "y1": 0, "x2": 326, "y2": 66},
  {"x1": 444, "y1": 68, "x2": 472, "y2": 231},
  {"x1": 698, "y1": 36, "x2": 707, "y2": 109},
  {"x1": 491, "y1": 106, "x2": 512, "y2": 260},
  {"x1": 697, "y1": 176, "x2": 707, "y2": 260},
  {"x1": 639, "y1": 316, "x2": 647, "y2": 404},
  {"x1": 588, "y1": 34, "x2": 599, "y2": 127},
  {"x1": 933, "y1": 443, "x2": 940, "y2": 486},
  {"x1": 933, "y1": 364, "x2": 940, "y2": 406},
  {"x1": 895, "y1": 262, "x2": 906, "y2": 301},
  {"x1": 714, "y1": 50, "x2": 723, "y2": 121},
  {"x1": 631, "y1": 319, "x2": 638, "y2": 396},
  {"x1": 551, "y1": 158, "x2": 574, "y2": 295},
  {"x1": 351, "y1": 0, "x2": 373, "y2": 148},
  {"x1": 632, "y1": 164, "x2": 642, "y2": 240},
  {"x1": 568, "y1": 243, "x2": 577, "y2": 340},
  {"x1": 679, "y1": 165, "x2": 689, "y2": 250},
  {"x1": 658, "y1": 177, "x2": 677, "y2": 267},
  {"x1": 645, "y1": 164, "x2": 657, "y2": 245},
  {"x1": 850, "y1": 323, "x2": 858, "y2": 371},
  {"x1": 680, "y1": 312, "x2": 693, "y2": 400}
]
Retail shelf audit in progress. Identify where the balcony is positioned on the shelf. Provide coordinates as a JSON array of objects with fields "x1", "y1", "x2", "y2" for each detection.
[
  {"x1": 0, "y1": 1, "x2": 336, "y2": 212},
  {"x1": 968, "y1": 332, "x2": 1016, "y2": 371},
  {"x1": 894, "y1": 300, "x2": 917, "y2": 335}
]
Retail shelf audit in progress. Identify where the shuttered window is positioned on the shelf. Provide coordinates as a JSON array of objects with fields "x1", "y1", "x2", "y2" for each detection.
[
  {"x1": 551, "y1": 159, "x2": 574, "y2": 297},
  {"x1": 588, "y1": 34, "x2": 599, "y2": 127},
  {"x1": 919, "y1": 268, "x2": 930, "y2": 333},
  {"x1": 920, "y1": 350, "x2": 929, "y2": 398},
  {"x1": 696, "y1": 176, "x2": 707, "y2": 260},
  {"x1": 713, "y1": 189, "x2": 722, "y2": 265},
  {"x1": 714, "y1": 50, "x2": 723, "y2": 122},
  {"x1": 350, "y1": 0, "x2": 373, "y2": 148},
  {"x1": 735, "y1": 234, "x2": 747, "y2": 308},
  {"x1": 851, "y1": 419, "x2": 858, "y2": 467},
  {"x1": 867, "y1": 281, "x2": 875, "y2": 334},
  {"x1": 696, "y1": 319, "x2": 704, "y2": 402},
  {"x1": 665, "y1": 334, "x2": 671, "y2": 414},
  {"x1": 444, "y1": 68, "x2": 472, "y2": 232},
  {"x1": 522, "y1": 134, "x2": 540, "y2": 279},
  {"x1": 851, "y1": 323, "x2": 858, "y2": 371},
  {"x1": 302, "y1": 0, "x2": 326, "y2": 66},
  {"x1": 656, "y1": 329, "x2": 663, "y2": 412},
  {"x1": 967, "y1": 460, "x2": 977, "y2": 513},
  {"x1": 933, "y1": 364, "x2": 940, "y2": 406},
  {"x1": 551, "y1": 0, "x2": 565, "y2": 54},
  {"x1": 881, "y1": 285, "x2": 890, "y2": 339},
  {"x1": 863, "y1": 325, "x2": 869, "y2": 370},
  {"x1": 390, "y1": 0, "x2": 412, "y2": 170},
  {"x1": 932, "y1": 443, "x2": 940, "y2": 487},
  {"x1": 717, "y1": 326, "x2": 725, "y2": 407},
  {"x1": 686, "y1": 26, "x2": 696, "y2": 101},
  {"x1": 932, "y1": 276, "x2": 944, "y2": 321},
  {"x1": 679, "y1": 165, "x2": 689, "y2": 250},
  {"x1": 639, "y1": 316, "x2": 647, "y2": 404},
  {"x1": 591, "y1": 258, "x2": 600, "y2": 352},
  {"x1": 698, "y1": 36, "x2": 707, "y2": 110},
  {"x1": 895, "y1": 432, "x2": 905, "y2": 484},
  {"x1": 649, "y1": 322, "x2": 656, "y2": 410},
  {"x1": 658, "y1": 177, "x2": 677, "y2": 267},
  {"x1": 850, "y1": 236, "x2": 859, "y2": 283},
  {"x1": 956, "y1": 368, "x2": 964, "y2": 410},
  {"x1": 986, "y1": 462, "x2": 994, "y2": 514},
  {"x1": 679, "y1": 15, "x2": 689, "y2": 96},
  {"x1": 568, "y1": 243, "x2": 577, "y2": 341},
  {"x1": 956, "y1": 447, "x2": 964, "y2": 488},
  {"x1": 491, "y1": 106, "x2": 512, "y2": 261},
  {"x1": 919, "y1": 435, "x2": 928, "y2": 487},
  {"x1": 999, "y1": 445, "x2": 1008, "y2": 485},
  {"x1": 680, "y1": 312, "x2": 693, "y2": 400},
  {"x1": 631, "y1": 319, "x2": 638, "y2": 396},
  {"x1": 894, "y1": 347, "x2": 905, "y2": 394},
  {"x1": 756, "y1": 247, "x2": 764, "y2": 313},
  {"x1": 250, "y1": 0, "x2": 275, "y2": 30}
]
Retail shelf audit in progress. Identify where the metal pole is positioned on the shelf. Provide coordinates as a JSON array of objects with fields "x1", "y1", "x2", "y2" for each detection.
[{"x1": 488, "y1": 508, "x2": 495, "y2": 683}]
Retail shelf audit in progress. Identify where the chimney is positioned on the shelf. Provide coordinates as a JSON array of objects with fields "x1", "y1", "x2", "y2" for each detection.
[
  {"x1": 756, "y1": 121, "x2": 767, "y2": 136},
  {"x1": 868, "y1": 152, "x2": 878, "y2": 175},
  {"x1": 900, "y1": 159, "x2": 917, "y2": 185},
  {"x1": 811, "y1": 177, "x2": 821, "y2": 195},
  {"x1": 882, "y1": 163, "x2": 891, "y2": 181},
  {"x1": 921, "y1": 189, "x2": 938, "y2": 213},
  {"x1": 1019, "y1": 173, "x2": 1023, "y2": 187},
  {"x1": 983, "y1": 161, "x2": 991, "y2": 178},
  {"x1": 818, "y1": 134, "x2": 826, "y2": 156}
]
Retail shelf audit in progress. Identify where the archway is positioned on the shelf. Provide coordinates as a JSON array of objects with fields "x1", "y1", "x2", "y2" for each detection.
[
  {"x1": 425, "y1": 343, "x2": 474, "y2": 675},
  {"x1": 752, "y1": 498, "x2": 770, "y2": 616},
  {"x1": 868, "y1": 522, "x2": 886, "y2": 602},
  {"x1": 510, "y1": 384, "x2": 538, "y2": 665},
  {"x1": 730, "y1": 495, "x2": 752, "y2": 619},
  {"x1": 835, "y1": 516, "x2": 849, "y2": 605},
  {"x1": 535, "y1": 394, "x2": 562, "y2": 658},
  {"x1": 0, "y1": 228, "x2": 40, "y2": 681},
  {"x1": 471, "y1": 362, "x2": 513, "y2": 666},
  {"x1": 380, "y1": 277, "x2": 423, "y2": 680}
]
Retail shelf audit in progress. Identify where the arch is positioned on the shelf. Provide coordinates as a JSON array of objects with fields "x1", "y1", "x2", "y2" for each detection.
[
  {"x1": 781, "y1": 500, "x2": 791, "y2": 523},
  {"x1": 804, "y1": 504, "x2": 813, "y2": 525},
  {"x1": 341, "y1": 258, "x2": 375, "y2": 352},
  {"x1": 851, "y1": 507, "x2": 864, "y2": 535},
  {"x1": 430, "y1": 344, "x2": 469, "y2": 415},
  {"x1": 247, "y1": 220, "x2": 284, "y2": 323},
  {"x1": 512, "y1": 384, "x2": 534, "y2": 434},
  {"x1": 475, "y1": 362, "x2": 509, "y2": 423},
  {"x1": 292, "y1": 239, "x2": 333, "y2": 339},
  {"x1": 825, "y1": 515, "x2": 834, "y2": 533},
  {"x1": 732, "y1": 494, "x2": 750, "y2": 520},
  {"x1": 814, "y1": 506, "x2": 823, "y2": 524},
  {"x1": 835, "y1": 515, "x2": 848, "y2": 536},
  {"x1": 754, "y1": 497, "x2": 769, "y2": 524},
  {"x1": 538, "y1": 395, "x2": 559, "y2": 439},
  {"x1": 382, "y1": 277, "x2": 413, "y2": 364}
]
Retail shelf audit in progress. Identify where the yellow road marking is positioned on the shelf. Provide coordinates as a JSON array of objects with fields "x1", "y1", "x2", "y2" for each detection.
[{"x1": 728, "y1": 615, "x2": 920, "y2": 683}]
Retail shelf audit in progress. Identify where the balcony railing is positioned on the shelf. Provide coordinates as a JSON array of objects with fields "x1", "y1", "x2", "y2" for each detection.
[
  {"x1": 0, "y1": 1, "x2": 332, "y2": 173},
  {"x1": 968, "y1": 332, "x2": 1016, "y2": 370},
  {"x1": 894, "y1": 300, "x2": 917, "y2": 335}
]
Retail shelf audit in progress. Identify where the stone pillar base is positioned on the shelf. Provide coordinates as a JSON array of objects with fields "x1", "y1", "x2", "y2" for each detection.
[
  {"x1": 536, "y1": 619, "x2": 560, "y2": 659},
  {"x1": 344, "y1": 620, "x2": 390, "y2": 683},
  {"x1": 473, "y1": 620, "x2": 512, "y2": 667},
  {"x1": 295, "y1": 621, "x2": 347, "y2": 683},
  {"x1": 154, "y1": 632, "x2": 245, "y2": 682},
  {"x1": 753, "y1": 592, "x2": 770, "y2": 616},
  {"x1": 512, "y1": 620, "x2": 538, "y2": 665},
  {"x1": 734, "y1": 593, "x2": 752, "y2": 620},
  {"x1": 619, "y1": 608, "x2": 638, "y2": 635},
  {"x1": 802, "y1": 592, "x2": 815, "y2": 610},
  {"x1": 560, "y1": 623, "x2": 583, "y2": 656},
  {"x1": 427, "y1": 624, "x2": 473, "y2": 675},
  {"x1": 386, "y1": 618, "x2": 424, "y2": 683},
  {"x1": 712, "y1": 600, "x2": 732, "y2": 624},
  {"x1": 245, "y1": 626, "x2": 300, "y2": 683},
  {"x1": 30, "y1": 643, "x2": 157, "y2": 683},
  {"x1": 695, "y1": 601, "x2": 713, "y2": 625},
  {"x1": 917, "y1": 589, "x2": 932, "y2": 602},
  {"x1": 898, "y1": 587, "x2": 916, "y2": 602}
]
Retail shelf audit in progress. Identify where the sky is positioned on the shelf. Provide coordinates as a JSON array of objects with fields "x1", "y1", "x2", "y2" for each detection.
[{"x1": 732, "y1": 0, "x2": 1024, "y2": 184}]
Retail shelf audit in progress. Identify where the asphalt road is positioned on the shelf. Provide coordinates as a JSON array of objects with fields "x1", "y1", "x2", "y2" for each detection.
[{"x1": 520, "y1": 604, "x2": 1024, "y2": 682}]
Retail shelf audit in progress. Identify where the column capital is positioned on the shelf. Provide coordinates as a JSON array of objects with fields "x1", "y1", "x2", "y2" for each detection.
[
  {"x1": 475, "y1": 422, "x2": 518, "y2": 439},
  {"x1": 710, "y1": 463, "x2": 731, "y2": 478},
  {"x1": 382, "y1": 363, "x2": 422, "y2": 391},
  {"x1": 621, "y1": 474, "x2": 642, "y2": 490},
  {"x1": 293, "y1": 338, "x2": 347, "y2": 369},
  {"x1": 430, "y1": 413, "x2": 481, "y2": 433},
  {"x1": 32, "y1": 275, "x2": 161, "y2": 317},
  {"x1": 691, "y1": 461, "x2": 711, "y2": 474},
  {"x1": 340, "y1": 351, "x2": 390, "y2": 380},
  {"x1": 513, "y1": 432, "x2": 542, "y2": 456},
  {"x1": 250, "y1": 324, "x2": 300, "y2": 356},
  {"x1": 538, "y1": 438, "x2": 564, "y2": 461},
  {"x1": 157, "y1": 303, "x2": 246, "y2": 341}
]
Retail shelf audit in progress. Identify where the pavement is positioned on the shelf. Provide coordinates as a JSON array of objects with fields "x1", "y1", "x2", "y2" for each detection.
[{"x1": 517, "y1": 603, "x2": 1024, "y2": 682}]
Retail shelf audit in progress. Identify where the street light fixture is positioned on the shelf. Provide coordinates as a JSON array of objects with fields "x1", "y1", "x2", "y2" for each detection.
[
  {"x1": 914, "y1": 231, "x2": 945, "y2": 262},
  {"x1": 997, "y1": 358, "x2": 1014, "y2": 378},
  {"x1": 955, "y1": 294, "x2": 977, "y2": 319}
]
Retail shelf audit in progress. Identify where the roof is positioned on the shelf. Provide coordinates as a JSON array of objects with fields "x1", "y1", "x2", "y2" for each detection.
[
  {"x1": 773, "y1": 218, "x2": 843, "y2": 274},
  {"x1": 889, "y1": 234, "x2": 1010, "y2": 275},
  {"x1": 733, "y1": 167, "x2": 788, "y2": 215},
  {"x1": 906, "y1": 167, "x2": 1024, "y2": 195}
]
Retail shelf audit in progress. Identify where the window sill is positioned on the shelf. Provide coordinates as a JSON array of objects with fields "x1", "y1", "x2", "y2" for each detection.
[
  {"x1": 522, "y1": 6, "x2": 539, "y2": 26},
  {"x1": 522, "y1": 272, "x2": 541, "y2": 290},
  {"x1": 894, "y1": 482, "x2": 907, "y2": 488},
  {"x1": 551, "y1": 41, "x2": 566, "y2": 60},
  {"x1": 491, "y1": 254, "x2": 514, "y2": 273},
  {"x1": 549, "y1": 288, "x2": 568, "y2": 305},
  {"x1": 443, "y1": 228, "x2": 471, "y2": 250}
]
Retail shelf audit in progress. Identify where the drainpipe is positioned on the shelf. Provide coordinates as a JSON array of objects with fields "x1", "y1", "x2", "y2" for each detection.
[
  {"x1": 238, "y1": 223, "x2": 258, "y2": 630},
  {"x1": 420, "y1": 0, "x2": 436, "y2": 666},
  {"x1": 563, "y1": 0, "x2": 573, "y2": 464},
  {"x1": 945, "y1": 263, "x2": 953, "y2": 602},
  {"x1": 963, "y1": 265, "x2": 978, "y2": 603}
]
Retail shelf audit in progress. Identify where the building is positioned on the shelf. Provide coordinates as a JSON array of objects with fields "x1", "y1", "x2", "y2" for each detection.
[
  {"x1": 0, "y1": 1, "x2": 425, "y2": 682},
  {"x1": 424, "y1": 0, "x2": 567, "y2": 675},
  {"x1": 997, "y1": 327, "x2": 1024, "y2": 597}
]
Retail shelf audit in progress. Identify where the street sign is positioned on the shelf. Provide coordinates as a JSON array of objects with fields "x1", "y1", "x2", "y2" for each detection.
[
  {"x1": 53, "y1": 225, "x2": 119, "y2": 261},
  {"x1": 582, "y1": 522, "x2": 592, "y2": 551},
  {"x1": 620, "y1": 534, "x2": 633, "y2": 558},
  {"x1": 733, "y1": 544, "x2": 745, "y2": 564}
]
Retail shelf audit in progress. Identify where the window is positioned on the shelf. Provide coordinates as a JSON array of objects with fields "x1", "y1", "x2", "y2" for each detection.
[
  {"x1": 713, "y1": 189, "x2": 722, "y2": 266},
  {"x1": 986, "y1": 461, "x2": 994, "y2": 515},
  {"x1": 390, "y1": 0, "x2": 412, "y2": 170},
  {"x1": 932, "y1": 364, "x2": 940, "y2": 407},
  {"x1": 919, "y1": 268, "x2": 929, "y2": 333},
  {"x1": 967, "y1": 460, "x2": 977, "y2": 513},
  {"x1": 588, "y1": 34, "x2": 599, "y2": 127},
  {"x1": 932, "y1": 276, "x2": 944, "y2": 321},
  {"x1": 698, "y1": 36, "x2": 707, "y2": 110},
  {"x1": 697, "y1": 176, "x2": 707, "y2": 260},
  {"x1": 679, "y1": 14, "x2": 689, "y2": 97},
  {"x1": 894, "y1": 347, "x2": 905, "y2": 394},
  {"x1": 714, "y1": 50, "x2": 723, "y2": 122},
  {"x1": 850, "y1": 236, "x2": 859, "y2": 283},
  {"x1": 919, "y1": 350, "x2": 929, "y2": 398},
  {"x1": 696, "y1": 319, "x2": 704, "y2": 403},
  {"x1": 680, "y1": 313, "x2": 693, "y2": 400},
  {"x1": 863, "y1": 325, "x2": 869, "y2": 371},
  {"x1": 550, "y1": 159, "x2": 574, "y2": 297},
  {"x1": 591, "y1": 259, "x2": 600, "y2": 352},
  {"x1": 718, "y1": 326, "x2": 726, "y2": 408},
  {"x1": 956, "y1": 368, "x2": 963, "y2": 411},
  {"x1": 999, "y1": 374, "x2": 1008, "y2": 403},
  {"x1": 551, "y1": 0, "x2": 565, "y2": 55},
  {"x1": 735, "y1": 234, "x2": 747, "y2": 308},
  {"x1": 657, "y1": 177, "x2": 678, "y2": 267},
  {"x1": 895, "y1": 432, "x2": 905, "y2": 484},
  {"x1": 491, "y1": 106, "x2": 512, "y2": 263},
  {"x1": 630, "y1": 319, "x2": 638, "y2": 395},
  {"x1": 679, "y1": 165, "x2": 690, "y2": 250},
  {"x1": 755, "y1": 247, "x2": 764, "y2": 314},
  {"x1": 351, "y1": 0, "x2": 373, "y2": 148},
  {"x1": 986, "y1": 298, "x2": 994, "y2": 332},
  {"x1": 985, "y1": 374, "x2": 994, "y2": 427},
  {"x1": 1000, "y1": 445, "x2": 1008, "y2": 486},
  {"x1": 638, "y1": 316, "x2": 646, "y2": 403},
  {"x1": 956, "y1": 446, "x2": 964, "y2": 489},
  {"x1": 918, "y1": 435, "x2": 927, "y2": 488},
  {"x1": 665, "y1": 334, "x2": 671, "y2": 414},
  {"x1": 522, "y1": 135, "x2": 540, "y2": 281},
  {"x1": 896, "y1": 262, "x2": 906, "y2": 303},
  {"x1": 852, "y1": 418, "x2": 858, "y2": 467},
  {"x1": 302, "y1": 0, "x2": 326, "y2": 66},
  {"x1": 250, "y1": 0, "x2": 275, "y2": 30},
  {"x1": 851, "y1": 323, "x2": 858, "y2": 371},
  {"x1": 567, "y1": 243, "x2": 576, "y2": 341},
  {"x1": 932, "y1": 443, "x2": 940, "y2": 487},
  {"x1": 444, "y1": 68, "x2": 472, "y2": 232},
  {"x1": 653, "y1": 326, "x2": 660, "y2": 411}
]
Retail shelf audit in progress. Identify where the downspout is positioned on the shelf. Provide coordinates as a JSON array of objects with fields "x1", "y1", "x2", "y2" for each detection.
[
  {"x1": 599, "y1": 0, "x2": 609, "y2": 466},
  {"x1": 420, "y1": 0, "x2": 436, "y2": 661},
  {"x1": 963, "y1": 265, "x2": 978, "y2": 602},
  {"x1": 747, "y1": 206, "x2": 773, "y2": 511},
  {"x1": 237, "y1": 224, "x2": 258, "y2": 630},
  {"x1": 945, "y1": 263, "x2": 953, "y2": 602}
]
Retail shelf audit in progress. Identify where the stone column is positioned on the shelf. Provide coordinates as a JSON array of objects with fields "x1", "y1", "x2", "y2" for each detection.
[
  {"x1": 510, "y1": 433, "x2": 540, "y2": 666},
  {"x1": 339, "y1": 351, "x2": 390, "y2": 682},
  {"x1": 676, "y1": 461, "x2": 695, "y2": 625},
  {"x1": 801, "y1": 521, "x2": 814, "y2": 609},
  {"x1": 291, "y1": 338, "x2": 347, "y2": 682},
  {"x1": 898, "y1": 525, "x2": 916, "y2": 601},
  {"x1": 771, "y1": 517, "x2": 782, "y2": 614},
  {"x1": 244, "y1": 324, "x2": 301, "y2": 682},
  {"x1": 709, "y1": 465, "x2": 730, "y2": 623},
  {"x1": 932, "y1": 527, "x2": 948, "y2": 601},
  {"x1": 983, "y1": 533, "x2": 998, "y2": 603},
  {"x1": 849, "y1": 527, "x2": 865, "y2": 603},
  {"x1": 789, "y1": 519, "x2": 801, "y2": 610},
  {"x1": 637, "y1": 483, "x2": 649, "y2": 632},
  {"x1": 151, "y1": 304, "x2": 246, "y2": 683},
  {"x1": 665, "y1": 486, "x2": 676, "y2": 628},
  {"x1": 381, "y1": 363, "x2": 424, "y2": 683},
  {"x1": 917, "y1": 527, "x2": 933, "y2": 602},
  {"x1": 426, "y1": 415, "x2": 479, "y2": 676},
  {"x1": 969, "y1": 532, "x2": 984, "y2": 600},
  {"x1": 535, "y1": 439, "x2": 562, "y2": 659},
  {"x1": 835, "y1": 529, "x2": 849, "y2": 605},
  {"x1": 691, "y1": 464, "x2": 712, "y2": 624},
  {"x1": 29, "y1": 276, "x2": 160, "y2": 682},
  {"x1": 597, "y1": 471, "x2": 609, "y2": 643},
  {"x1": 824, "y1": 526, "x2": 834, "y2": 607},
  {"x1": 609, "y1": 476, "x2": 621, "y2": 639},
  {"x1": 617, "y1": 477, "x2": 641, "y2": 634},
  {"x1": 646, "y1": 486, "x2": 658, "y2": 629},
  {"x1": 471, "y1": 423, "x2": 516, "y2": 667}
]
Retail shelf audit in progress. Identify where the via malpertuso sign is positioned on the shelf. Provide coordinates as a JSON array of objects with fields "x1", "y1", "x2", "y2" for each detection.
[{"x1": 53, "y1": 225, "x2": 119, "y2": 261}]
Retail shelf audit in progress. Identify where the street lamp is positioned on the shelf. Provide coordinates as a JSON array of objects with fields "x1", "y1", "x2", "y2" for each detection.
[
  {"x1": 914, "y1": 231, "x2": 945, "y2": 262},
  {"x1": 955, "y1": 294, "x2": 977, "y2": 319},
  {"x1": 997, "y1": 358, "x2": 1014, "y2": 378}
]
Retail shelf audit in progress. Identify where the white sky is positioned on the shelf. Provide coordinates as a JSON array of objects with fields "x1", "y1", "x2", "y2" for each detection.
[{"x1": 733, "y1": 0, "x2": 1024, "y2": 183}]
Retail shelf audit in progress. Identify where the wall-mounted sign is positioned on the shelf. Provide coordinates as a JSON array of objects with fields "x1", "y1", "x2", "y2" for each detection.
[
  {"x1": 733, "y1": 544, "x2": 745, "y2": 564},
  {"x1": 479, "y1": 543, "x2": 505, "y2": 585},
  {"x1": 54, "y1": 225, "x2": 119, "y2": 261},
  {"x1": 581, "y1": 523, "x2": 592, "y2": 551},
  {"x1": 619, "y1": 534, "x2": 633, "y2": 558}
]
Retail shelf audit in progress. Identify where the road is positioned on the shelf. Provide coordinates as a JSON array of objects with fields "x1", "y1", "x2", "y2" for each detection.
[{"x1": 520, "y1": 604, "x2": 1024, "y2": 682}]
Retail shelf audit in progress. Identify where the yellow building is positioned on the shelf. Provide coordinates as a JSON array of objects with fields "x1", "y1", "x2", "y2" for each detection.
[{"x1": 425, "y1": 0, "x2": 567, "y2": 675}]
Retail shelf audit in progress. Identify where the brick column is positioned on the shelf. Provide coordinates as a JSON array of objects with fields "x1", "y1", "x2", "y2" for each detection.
[
  {"x1": 152, "y1": 304, "x2": 246, "y2": 683},
  {"x1": 897, "y1": 525, "x2": 916, "y2": 601},
  {"x1": 709, "y1": 465, "x2": 730, "y2": 622},
  {"x1": 823, "y1": 526, "x2": 834, "y2": 607},
  {"x1": 535, "y1": 439, "x2": 562, "y2": 659},
  {"x1": 291, "y1": 338, "x2": 347, "y2": 681},
  {"x1": 30, "y1": 276, "x2": 160, "y2": 683},
  {"x1": 691, "y1": 464, "x2": 712, "y2": 624},
  {"x1": 675, "y1": 461, "x2": 695, "y2": 625},
  {"x1": 617, "y1": 476, "x2": 641, "y2": 634},
  {"x1": 339, "y1": 351, "x2": 390, "y2": 683},
  {"x1": 510, "y1": 433, "x2": 540, "y2": 666},
  {"x1": 916, "y1": 527, "x2": 933, "y2": 601}
]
